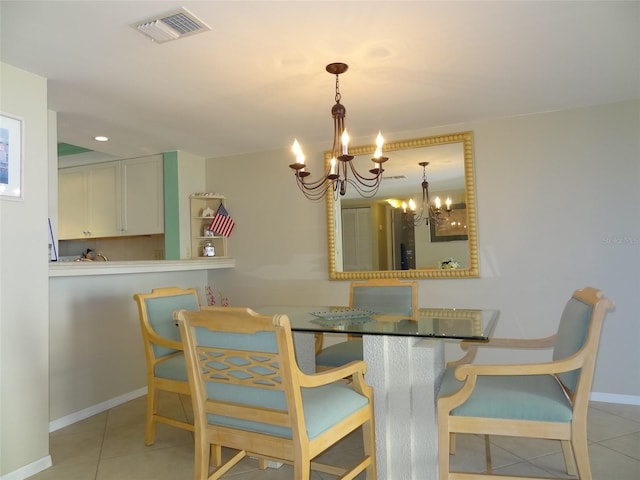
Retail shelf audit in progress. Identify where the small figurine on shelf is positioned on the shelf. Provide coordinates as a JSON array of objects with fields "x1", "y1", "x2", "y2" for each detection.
[
  {"x1": 201, "y1": 207, "x2": 215, "y2": 217},
  {"x1": 203, "y1": 240, "x2": 215, "y2": 257}
]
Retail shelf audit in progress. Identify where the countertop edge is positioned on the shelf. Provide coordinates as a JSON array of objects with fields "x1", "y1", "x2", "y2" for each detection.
[{"x1": 49, "y1": 258, "x2": 236, "y2": 277}]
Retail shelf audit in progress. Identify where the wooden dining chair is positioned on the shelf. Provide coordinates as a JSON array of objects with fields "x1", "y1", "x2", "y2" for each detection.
[
  {"x1": 176, "y1": 306, "x2": 377, "y2": 480},
  {"x1": 132, "y1": 287, "x2": 204, "y2": 445},
  {"x1": 316, "y1": 278, "x2": 418, "y2": 368},
  {"x1": 437, "y1": 287, "x2": 614, "y2": 480}
]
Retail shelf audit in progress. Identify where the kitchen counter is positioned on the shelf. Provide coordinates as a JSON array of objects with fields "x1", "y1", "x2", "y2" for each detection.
[{"x1": 49, "y1": 258, "x2": 235, "y2": 277}]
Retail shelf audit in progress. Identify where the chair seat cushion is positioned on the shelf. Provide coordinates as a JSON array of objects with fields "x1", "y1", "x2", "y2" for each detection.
[
  {"x1": 154, "y1": 353, "x2": 188, "y2": 382},
  {"x1": 438, "y1": 367, "x2": 573, "y2": 423},
  {"x1": 316, "y1": 340, "x2": 363, "y2": 367},
  {"x1": 207, "y1": 383, "x2": 369, "y2": 440}
]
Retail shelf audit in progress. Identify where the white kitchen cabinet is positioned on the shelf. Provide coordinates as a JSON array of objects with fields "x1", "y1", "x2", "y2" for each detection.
[
  {"x1": 58, "y1": 162, "x2": 121, "y2": 239},
  {"x1": 121, "y1": 155, "x2": 164, "y2": 235},
  {"x1": 58, "y1": 155, "x2": 164, "y2": 240}
]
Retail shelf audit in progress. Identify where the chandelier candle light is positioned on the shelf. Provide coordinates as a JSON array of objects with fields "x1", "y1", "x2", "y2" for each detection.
[
  {"x1": 406, "y1": 161, "x2": 452, "y2": 226},
  {"x1": 289, "y1": 62, "x2": 389, "y2": 200}
]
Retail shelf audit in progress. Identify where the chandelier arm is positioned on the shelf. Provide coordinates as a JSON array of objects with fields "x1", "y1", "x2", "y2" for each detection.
[
  {"x1": 346, "y1": 161, "x2": 383, "y2": 183},
  {"x1": 295, "y1": 176, "x2": 329, "y2": 201},
  {"x1": 343, "y1": 175, "x2": 382, "y2": 198},
  {"x1": 294, "y1": 170, "x2": 330, "y2": 190}
]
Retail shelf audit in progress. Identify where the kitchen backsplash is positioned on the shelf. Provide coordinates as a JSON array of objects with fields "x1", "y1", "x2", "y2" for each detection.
[{"x1": 58, "y1": 235, "x2": 165, "y2": 261}]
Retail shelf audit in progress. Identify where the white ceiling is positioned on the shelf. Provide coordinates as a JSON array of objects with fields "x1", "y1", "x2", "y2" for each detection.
[{"x1": 1, "y1": 1, "x2": 639, "y2": 161}]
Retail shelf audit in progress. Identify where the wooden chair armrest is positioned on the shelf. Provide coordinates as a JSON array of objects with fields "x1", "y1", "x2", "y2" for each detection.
[
  {"x1": 460, "y1": 333, "x2": 557, "y2": 351},
  {"x1": 298, "y1": 360, "x2": 367, "y2": 388},
  {"x1": 447, "y1": 334, "x2": 557, "y2": 367},
  {"x1": 145, "y1": 329, "x2": 183, "y2": 351},
  {"x1": 453, "y1": 352, "x2": 584, "y2": 381}
]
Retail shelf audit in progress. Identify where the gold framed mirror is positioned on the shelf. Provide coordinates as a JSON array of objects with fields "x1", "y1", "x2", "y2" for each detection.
[{"x1": 326, "y1": 131, "x2": 479, "y2": 280}]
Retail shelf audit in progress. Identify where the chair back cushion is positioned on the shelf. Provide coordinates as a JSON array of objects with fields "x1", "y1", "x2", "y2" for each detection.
[
  {"x1": 552, "y1": 296, "x2": 593, "y2": 393},
  {"x1": 352, "y1": 283, "x2": 415, "y2": 316},
  {"x1": 145, "y1": 293, "x2": 199, "y2": 358}
]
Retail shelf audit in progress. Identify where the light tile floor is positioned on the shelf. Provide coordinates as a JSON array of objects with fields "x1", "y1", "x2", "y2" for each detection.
[{"x1": 32, "y1": 393, "x2": 640, "y2": 479}]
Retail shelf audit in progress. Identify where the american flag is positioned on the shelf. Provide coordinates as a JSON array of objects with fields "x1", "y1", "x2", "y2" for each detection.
[{"x1": 208, "y1": 203, "x2": 235, "y2": 237}]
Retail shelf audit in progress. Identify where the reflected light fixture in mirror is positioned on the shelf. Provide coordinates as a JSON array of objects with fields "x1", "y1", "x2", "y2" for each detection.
[
  {"x1": 289, "y1": 62, "x2": 389, "y2": 201},
  {"x1": 408, "y1": 161, "x2": 453, "y2": 227},
  {"x1": 326, "y1": 131, "x2": 479, "y2": 280}
]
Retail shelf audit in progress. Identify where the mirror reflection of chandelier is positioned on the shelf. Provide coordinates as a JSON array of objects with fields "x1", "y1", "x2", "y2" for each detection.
[
  {"x1": 405, "y1": 161, "x2": 452, "y2": 226},
  {"x1": 288, "y1": 62, "x2": 389, "y2": 201}
]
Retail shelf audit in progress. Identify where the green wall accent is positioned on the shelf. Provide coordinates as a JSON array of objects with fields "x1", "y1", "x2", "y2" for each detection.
[
  {"x1": 163, "y1": 152, "x2": 180, "y2": 260},
  {"x1": 57, "y1": 142, "x2": 93, "y2": 156}
]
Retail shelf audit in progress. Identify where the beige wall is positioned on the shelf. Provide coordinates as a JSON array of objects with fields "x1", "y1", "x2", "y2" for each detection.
[
  {"x1": 0, "y1": 63, "x2": 51, "y2": 476},
  {"x1": 48, "y1": 270, "x2": 209, "y2": 423},
  {"x1": 206, "y1": 99, "x2": 640, "y2": 400}
]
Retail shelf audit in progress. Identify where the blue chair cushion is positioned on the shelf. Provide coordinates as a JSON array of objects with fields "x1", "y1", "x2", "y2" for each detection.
[
  {"x1": 553, "y1": 297, "x2": 593, "y2": 394},
  {"x1": 206, "y1": 383, "x2": 369, "y2": 440},
  {"x1": 439, "y1": 366, "x2": 573, "y2": 423},
  {"x1": 154, "y1": 353, "x2": 188, "y2": 382},
  {"x1": 316, "y1": 340, "x2": 363, "y2": 367},
  {"x1": 353, "y1": 285, "x2": 414, "y2": 316},
  {"x1": 145, "y1": 293, "x2": 200, "y2": 358}
]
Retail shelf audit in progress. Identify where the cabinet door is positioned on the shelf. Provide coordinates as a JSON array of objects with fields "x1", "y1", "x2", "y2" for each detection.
[
  {"x1": 87, "y1": 162, "x2": 121, "y2": 237},
  {"x1": 58, "y1": 167, "x2": 88, "y2": 239},
  {"x1": 121, "y1": 155, "x2": 164, "y2": 235}
]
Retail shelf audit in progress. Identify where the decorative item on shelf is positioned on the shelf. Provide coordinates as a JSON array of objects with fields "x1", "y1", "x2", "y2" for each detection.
[
  {"x1": 205, "y1": 285, "x2": 229, "y2": 307},
  {"x1": 288, "y1": 62, "x2": 389, "y2": 201},
  {"x1": 405, "y1": 161, "x2": 452, "y2": 227},
  {"x1": 203, "y1": 227, "x2": 215, "y2": 237},
  {"x1": 202, "y1": 240, "x2": 215, "y2": 257},
  {"x1": 208, "y1": 203, "x2": 235, "y2": 237},
  {"x1": 440, "y1": 258, "x2": 460, "y2": 269},
  {"x1": 201, "y1": 207, "x2": 215, "y2": 217}
]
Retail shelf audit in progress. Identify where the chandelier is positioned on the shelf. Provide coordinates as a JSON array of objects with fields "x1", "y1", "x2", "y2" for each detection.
[
  {"x1": 406, "y1": 161, "x2": 452, "y2": 226},
  {"x1": 289, "y1": 62, "x2": 389, "y2": 201}
]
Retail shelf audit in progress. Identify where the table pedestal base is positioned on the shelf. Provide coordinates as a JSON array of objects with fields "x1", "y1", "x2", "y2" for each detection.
[{"x1": 364, "y1": 336, "x2": 445, "y2": 480}]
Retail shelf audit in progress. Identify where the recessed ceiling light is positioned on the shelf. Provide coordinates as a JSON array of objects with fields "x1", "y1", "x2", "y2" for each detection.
[{"x1": 94, "y1": 136, "x2": 109, "y2": 142}]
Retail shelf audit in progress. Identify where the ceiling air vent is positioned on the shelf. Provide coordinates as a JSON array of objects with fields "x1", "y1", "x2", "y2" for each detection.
[{"x1": 132, "y1": 7, "x2": 210, "y2": 44}]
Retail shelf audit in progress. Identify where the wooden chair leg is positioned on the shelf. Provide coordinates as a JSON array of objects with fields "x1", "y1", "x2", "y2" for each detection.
[
  {"x1": 293, "y1": 459, "x2": 312, "y2": 480},
  {"x1": 571, "y1": 433, "x2": 592, "y2": 480},
  {"x1": 561, "y1": 440, "x2": 577, "y2": 476},
  {"x1": 194, "y1": 434, "x2": 210, "y2": 480},
  {"x1": 144, "y1": 386, "x2": 158, "y2": 445},
  {"x1": 210, "y1": 444, "x2": 222, "y2": 467}
]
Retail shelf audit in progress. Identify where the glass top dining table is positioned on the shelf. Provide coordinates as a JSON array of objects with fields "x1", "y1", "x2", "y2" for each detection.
[
  {"x1": 255, "y1": 305, "x2": 499, "y2": 341},
  {"x1": 254, "y1": 304, "x2": 499, "y2": 480}
]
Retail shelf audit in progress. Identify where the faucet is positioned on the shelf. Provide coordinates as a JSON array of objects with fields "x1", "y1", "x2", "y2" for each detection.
[{"x1": 96, "y1": 252, "x2": 109, "y2": 261}]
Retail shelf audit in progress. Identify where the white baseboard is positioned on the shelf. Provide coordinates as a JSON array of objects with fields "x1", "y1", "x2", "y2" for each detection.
[
  {"x1": 591, "y1": 391, "x2": 640, "y2": 406},
  {"x1": 49, "y1": 387, "x2": 147, "y2": 432},
  {"x1": 0, "y1": 455, "x2": 52, "y2": 480}
]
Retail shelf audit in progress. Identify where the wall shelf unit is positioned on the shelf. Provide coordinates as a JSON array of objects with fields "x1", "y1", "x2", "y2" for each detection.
[{"x1": 190, "y1": 194, "x2": 229, "y2": 259}]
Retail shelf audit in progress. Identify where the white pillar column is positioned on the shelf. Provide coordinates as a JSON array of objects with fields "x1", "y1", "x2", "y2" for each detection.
[{"x1": 364, "y1": 336, "x2": 444, "y2": 480}]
